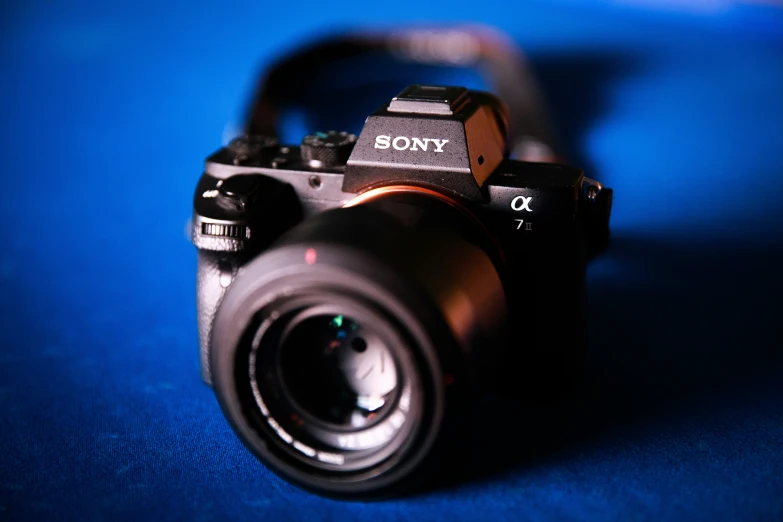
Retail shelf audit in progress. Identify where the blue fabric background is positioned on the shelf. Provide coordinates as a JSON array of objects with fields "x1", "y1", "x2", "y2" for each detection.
[{"x1": 1, "y1": 1, "x2": 782, "y2": 520}]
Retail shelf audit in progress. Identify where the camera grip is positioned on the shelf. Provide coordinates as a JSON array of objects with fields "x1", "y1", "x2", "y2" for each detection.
[{"x1": 196, "y1": 250, "x2": 240, "y2": 386}]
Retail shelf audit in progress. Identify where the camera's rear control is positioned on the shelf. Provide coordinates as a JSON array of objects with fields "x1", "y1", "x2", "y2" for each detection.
[
  {"x1": 387, "y1": 85, "x2": 469, "y2": 115},
  {"x1": 301, "y1": 131, "x2": 357, "y2": 168},
  {"x1": 582, "y1": 177, "x2": 603, "y2": 203},
  {"x1": 271, "y1": 157, "x2": 289, "y2": 168},
  {"x1": 228, "y1": 135, "x2": 278, "y2": 164}
]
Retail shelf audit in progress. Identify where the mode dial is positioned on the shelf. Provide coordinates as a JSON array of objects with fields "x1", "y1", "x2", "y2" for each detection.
[
  {"x1": 300, "y1": 131, "x2": 357, "y2": 167},
  {"x1": 228, "y1": 135, "x2": 278, "y2": 164}
]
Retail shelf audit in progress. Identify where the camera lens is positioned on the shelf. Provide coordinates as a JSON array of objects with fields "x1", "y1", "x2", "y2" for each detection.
[
  {"x1": 278, "y1": 313, "x2": 398, "y2": 428},
  {"x1": 209, "y1": 188, "x2": 507, "y2": 498}
]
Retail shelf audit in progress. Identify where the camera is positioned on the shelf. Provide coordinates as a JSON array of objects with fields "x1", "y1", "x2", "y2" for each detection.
[{"x1": 191, "y1": 84, "x2": 612, "y2": 498}]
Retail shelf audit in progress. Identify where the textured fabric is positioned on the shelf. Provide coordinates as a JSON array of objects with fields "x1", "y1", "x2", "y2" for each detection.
[{"x1": 1, "y1": 1, "x2": 783, "y2": 521}]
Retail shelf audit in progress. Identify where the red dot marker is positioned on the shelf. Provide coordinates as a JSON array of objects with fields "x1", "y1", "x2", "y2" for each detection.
[{"x1": 305, "y1": 248, "x2": 317, "y2": 265}]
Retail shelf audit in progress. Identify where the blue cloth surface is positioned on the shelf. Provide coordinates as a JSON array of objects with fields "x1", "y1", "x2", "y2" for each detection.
[{"x1": 1, "y1": 1, "x2": 782, "y2": 520}]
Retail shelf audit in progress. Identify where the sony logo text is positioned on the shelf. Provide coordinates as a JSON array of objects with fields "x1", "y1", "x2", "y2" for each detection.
[{"x1": 374, "y1": 135, "x2": 449, "y2": 152}]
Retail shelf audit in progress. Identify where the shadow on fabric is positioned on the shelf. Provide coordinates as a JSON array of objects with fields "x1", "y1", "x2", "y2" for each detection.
[{"x1": 424, "y1": 235, "x2": 783, "y2": 492}]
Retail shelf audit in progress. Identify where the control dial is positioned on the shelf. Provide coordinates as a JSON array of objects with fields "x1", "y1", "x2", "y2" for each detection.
[{"x1": 301, "y1": 131, "x2": 357, "y2": 167}]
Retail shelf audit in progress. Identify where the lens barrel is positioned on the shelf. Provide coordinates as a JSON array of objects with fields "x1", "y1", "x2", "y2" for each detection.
[{"x1": 209, "y1": 189, "x2": 507, "y2": 498}]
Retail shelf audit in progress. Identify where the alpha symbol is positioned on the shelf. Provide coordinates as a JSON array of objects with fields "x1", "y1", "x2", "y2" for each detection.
[{"x1": 511, "y1": 196, "x2": 533, "y2": 212}]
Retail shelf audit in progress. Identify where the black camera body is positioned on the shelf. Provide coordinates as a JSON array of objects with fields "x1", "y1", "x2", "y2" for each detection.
[{"x1": 191, "y1": 85, "x2": 611, "y2": 498}]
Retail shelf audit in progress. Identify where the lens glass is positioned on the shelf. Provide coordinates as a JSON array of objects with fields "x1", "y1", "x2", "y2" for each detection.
[
  {"x1": 279, "y1": 314, "x2": 399, "y2": 429},
  {"x1": 248, "y1": 301, "x2": 420, "y2": 473}
]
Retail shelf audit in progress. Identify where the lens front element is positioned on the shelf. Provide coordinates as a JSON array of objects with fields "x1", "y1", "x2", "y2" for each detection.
[
  {"x1": 279, "y1": 313, "x2": 399, "y2": 429},
  {"x1": 247, "y1": 299, "x2": 421, "y2": 475}
]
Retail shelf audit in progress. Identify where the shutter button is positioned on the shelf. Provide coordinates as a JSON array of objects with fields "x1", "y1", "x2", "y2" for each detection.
[{"x1": 217, "y1": 175, "x2": 259, "y2": 213}]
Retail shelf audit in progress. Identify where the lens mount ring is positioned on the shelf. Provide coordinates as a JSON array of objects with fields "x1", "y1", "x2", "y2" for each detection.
[{"x1": 343, "y1": 184, "x2": 505, "y2": 264}]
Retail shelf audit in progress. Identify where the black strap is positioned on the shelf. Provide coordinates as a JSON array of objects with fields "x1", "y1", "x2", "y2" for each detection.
[{"x1": 244, "y1": 26, "x2": 561, "y2": 162}]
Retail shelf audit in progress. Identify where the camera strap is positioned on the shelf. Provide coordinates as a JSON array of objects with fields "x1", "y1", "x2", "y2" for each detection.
[{"x1": 244, "y1": 26, "x2": 561, "y2": 162}]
